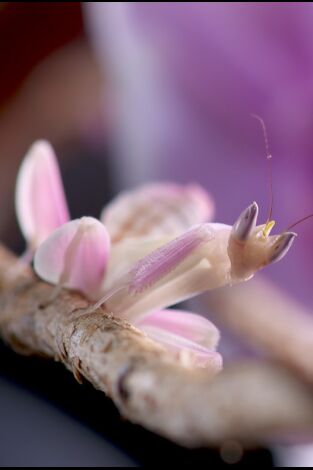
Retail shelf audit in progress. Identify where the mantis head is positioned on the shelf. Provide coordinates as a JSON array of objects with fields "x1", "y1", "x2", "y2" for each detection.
[{"x1": 228, "y1": 202, "x2": 296, "y2": 281}]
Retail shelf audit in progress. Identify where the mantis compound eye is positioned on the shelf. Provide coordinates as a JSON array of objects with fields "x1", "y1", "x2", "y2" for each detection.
[
  {"x1": 232, "y1": 202, "x2": 258, "y2": 241},
  {"x1": 269, "y1": 232, "x2": 297, "y2": 263}
]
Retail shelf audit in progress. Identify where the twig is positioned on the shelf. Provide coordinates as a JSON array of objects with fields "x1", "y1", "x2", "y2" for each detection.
[{"x1": 1, "y1": 246, "x2": 313, "y2": 447}]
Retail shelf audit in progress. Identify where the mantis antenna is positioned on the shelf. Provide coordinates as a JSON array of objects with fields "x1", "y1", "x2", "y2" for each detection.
[
  {"x1": 251, "y1": 113, "x2": 274, "y2": 224},
  {"x1": 287, "y1": 213, "x2": 313, "y2": 231},
  {"x1": 251, "y1": 115, "x2": 313, "y2": 233}
]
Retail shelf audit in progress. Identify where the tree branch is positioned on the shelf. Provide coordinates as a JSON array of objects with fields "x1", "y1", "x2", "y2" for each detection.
[{"x1": 1, "y1": 245, "x2": 313, "y2": 447}]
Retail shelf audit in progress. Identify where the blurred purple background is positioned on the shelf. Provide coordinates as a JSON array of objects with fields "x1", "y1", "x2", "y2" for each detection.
[{"x1": 86, "y1": 2, "x2": 313, "y2": 307}]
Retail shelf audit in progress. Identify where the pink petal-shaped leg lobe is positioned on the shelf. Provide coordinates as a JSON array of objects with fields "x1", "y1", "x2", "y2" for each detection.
[
  {"x1": 34, "y1": 217, "x2": 110, "y2": 299},
  {"x1": 135, "y1": 309, "x2": 222, "y2": 371},
  {"x1": 101, "y1": 182, "x2": 214, "y2": 243},
  {"x1": 15, "y1": 140, "x2": 70, "y2": 249}
]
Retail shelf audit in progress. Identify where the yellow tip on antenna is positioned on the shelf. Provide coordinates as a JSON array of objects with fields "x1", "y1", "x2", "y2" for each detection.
[{"x1": 263, "y1": 220, "x2": 275, "y2": 238}]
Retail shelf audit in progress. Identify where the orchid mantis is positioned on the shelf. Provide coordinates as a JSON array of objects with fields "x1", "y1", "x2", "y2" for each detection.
[
  {"x1": 14, "y1": 140, "x2": 296, "y2": 371},
  {"x1": 83, "y1": 202, "x2": 296, "y2": 321}
]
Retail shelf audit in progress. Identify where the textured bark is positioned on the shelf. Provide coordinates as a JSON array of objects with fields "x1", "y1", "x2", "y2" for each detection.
[{"x1": 1, "y1": 246, "x2": 313, "y2": 447}]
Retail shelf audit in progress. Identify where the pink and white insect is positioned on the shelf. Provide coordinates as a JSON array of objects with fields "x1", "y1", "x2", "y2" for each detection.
[{"x1": 14, "y1": 139, "x2": 297, "y2": 372}]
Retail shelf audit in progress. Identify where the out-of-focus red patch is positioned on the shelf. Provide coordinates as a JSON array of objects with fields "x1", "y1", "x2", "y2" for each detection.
[{"x1": 0, "y1": 2, "x2": 83, "y2": 105}]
